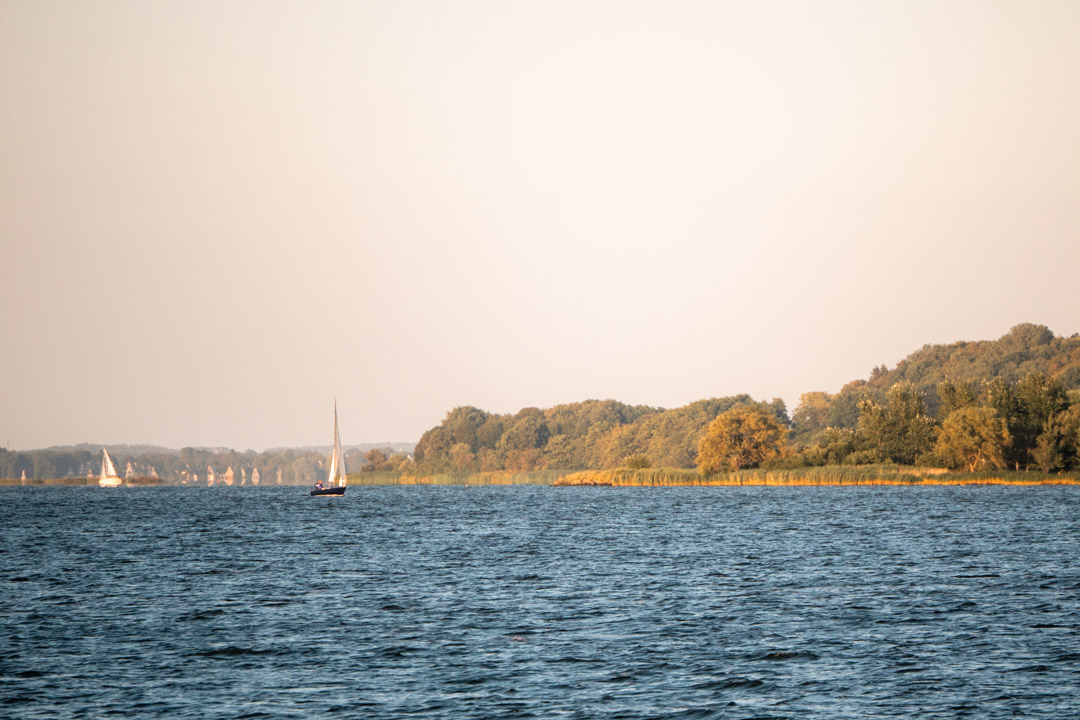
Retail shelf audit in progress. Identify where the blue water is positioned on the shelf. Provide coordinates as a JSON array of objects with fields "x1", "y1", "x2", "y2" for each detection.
[{"x1": 2, "y1": 485, "x2": 1079, "y2": 718}]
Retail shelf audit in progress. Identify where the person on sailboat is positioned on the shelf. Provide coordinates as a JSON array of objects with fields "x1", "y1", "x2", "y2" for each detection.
[{"x1": 315, "y1": 480, "x2": 324, "y2": 491}]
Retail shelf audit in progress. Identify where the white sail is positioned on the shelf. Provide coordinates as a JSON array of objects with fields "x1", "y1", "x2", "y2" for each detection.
[
  {"x1": 327, "y1": 402, "x2": 347, "y2": 487},
  {"x1": 100, "y1": 448, "x2": 122, "y2": 487}
]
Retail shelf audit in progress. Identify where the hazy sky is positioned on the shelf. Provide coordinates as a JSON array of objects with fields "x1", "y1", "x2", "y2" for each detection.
[{"x1": 2, "y1": 1, "x2": 1079, "y2": 450}]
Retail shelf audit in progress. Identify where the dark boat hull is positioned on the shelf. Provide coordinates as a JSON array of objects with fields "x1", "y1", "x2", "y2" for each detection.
[{"x1": 309, "y1": 486, "x2": 346, "y2": 496}]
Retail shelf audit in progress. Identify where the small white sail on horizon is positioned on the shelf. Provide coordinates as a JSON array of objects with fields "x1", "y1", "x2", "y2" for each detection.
[{"x1": 99, "y1": 448, "x2": 123, "y2": 487}]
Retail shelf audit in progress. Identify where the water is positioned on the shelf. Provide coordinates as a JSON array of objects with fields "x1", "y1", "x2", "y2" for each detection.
[{"x1": 2, "y1": 486, "x2": 1079, "y2": 719}]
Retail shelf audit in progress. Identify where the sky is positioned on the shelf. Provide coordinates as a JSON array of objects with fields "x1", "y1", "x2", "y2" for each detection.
[{"x1": 2, "y1": 0, "x2": 1079, "y2": 451}]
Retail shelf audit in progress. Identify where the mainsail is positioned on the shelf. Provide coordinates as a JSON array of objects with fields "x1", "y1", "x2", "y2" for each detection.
[
  {"x1": 101, "y1": 448, "x2": 119, "y2": 481},
  {"x1": 326, "y1": 402, "x2": 347, "y2": 487},
  {"x1": 100, "y1": 448, "x2": 122, "y2": 486}
]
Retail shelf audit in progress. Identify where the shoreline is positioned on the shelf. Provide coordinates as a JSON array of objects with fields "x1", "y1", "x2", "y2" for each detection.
[{"x1": 6, "y1": 467, "x2": 1080, "y2": 487}]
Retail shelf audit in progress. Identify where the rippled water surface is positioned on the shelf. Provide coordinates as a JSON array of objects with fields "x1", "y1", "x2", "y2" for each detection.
[{"x1": 3, "y1": 485, "x2": 1079, "y2": 718}]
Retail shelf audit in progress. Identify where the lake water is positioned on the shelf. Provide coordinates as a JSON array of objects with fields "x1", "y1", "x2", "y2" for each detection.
[{"x1": 2, "y1": 485, "x2": 1079, "y2": 719}]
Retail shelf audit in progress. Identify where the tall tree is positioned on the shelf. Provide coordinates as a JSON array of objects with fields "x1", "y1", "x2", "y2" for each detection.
[
  {"x1": 697, "y1": 407, "x2": 786, "y2": 474},
  {"x1": 935, "y1": 407, "x2": 1010, "y2": 472},
  {"x1": 857, "y1": 382, "x2": 937, "y2": 464},
  {"x1": 986, "y1": 372, "x2": 1069, "y2": 469}
]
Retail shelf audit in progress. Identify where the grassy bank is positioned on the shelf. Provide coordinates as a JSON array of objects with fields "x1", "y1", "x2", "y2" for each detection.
[
  {"x1": 553, "y1": 466, "x2": 1080, "y2": 486},
  {"x1": 347, "y1": 470, "x2": 569, "y2": 486},
  {"x1": 351, "y1": 466, "x2": 1080, "y2": 487}
]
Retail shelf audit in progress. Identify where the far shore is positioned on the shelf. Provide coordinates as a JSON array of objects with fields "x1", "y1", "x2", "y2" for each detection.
[{"x1": 6, "y1": 466, "x2": 1080, "y2": 488}]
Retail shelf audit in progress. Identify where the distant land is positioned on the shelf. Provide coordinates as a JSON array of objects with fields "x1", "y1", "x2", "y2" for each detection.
[
  {"x1": 37, "y1": 442, "x2": 416, "y2": 457},
  {"x1": 2, "y1": 442, "x2": 415, "y2": 485}
]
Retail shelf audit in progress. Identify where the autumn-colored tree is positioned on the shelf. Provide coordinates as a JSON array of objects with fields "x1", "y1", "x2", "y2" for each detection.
[
  {"x1": 504, "y1": 447, "x2": 541, "y2": 471},
  {"x1": 364, "y1": 448, "x2": 389, "y2": 472},
  {"x1": 542, "y1": 434, "x2": 581, "y2": 470},
  {"x1": 696, "y1": 406, "x2": 786, "y2": 474},
  {"x1": 935, "y1": 407, "x2": 1010, "y2": 472},
  {"x1": 449, "y1": 443, "x2": 478, "y2": 472}
]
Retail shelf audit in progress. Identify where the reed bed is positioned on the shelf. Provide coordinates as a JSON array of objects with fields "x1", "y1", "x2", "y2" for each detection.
[
  {"x1": 349, "y1": 470, "x2": 568, "y2": 486},
  {"x1": 553, "y1": 466, "x2": 1080, "y2": 487}
]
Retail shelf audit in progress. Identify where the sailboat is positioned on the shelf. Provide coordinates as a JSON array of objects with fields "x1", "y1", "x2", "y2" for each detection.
[
  {"x1": 310, "y1": 403, "x2": 348, "y2": 496},
  {"x1": 99, "y1": 448, "x2": 123, "y2": 487}
]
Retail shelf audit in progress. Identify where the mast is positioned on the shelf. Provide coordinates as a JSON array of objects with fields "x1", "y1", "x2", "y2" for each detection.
[{"x1": 327, "y1": 401, "x2": 347, "y2": 487}]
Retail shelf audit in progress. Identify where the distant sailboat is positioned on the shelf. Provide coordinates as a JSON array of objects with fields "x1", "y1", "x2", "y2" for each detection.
[
  {"x1": 311, "y1": 403, "x2": 348, "y2": 496},
  {"x1": 99, "y1": 448, "x2": 123, "y2": 487}
]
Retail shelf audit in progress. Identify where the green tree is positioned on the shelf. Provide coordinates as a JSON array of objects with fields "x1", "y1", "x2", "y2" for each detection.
[
  {"x1": 497, "y1": 409, "x2": 550, "y2": 459},
  {"x1": 935, "y1": 407, "x2": 1010, "y2": 472},
  {"x1": 827, "y1": 381, "x2": 869, "y2": 429},
  {"x1": 1013, "y1": 372, "x2": 1069, "y2": 468},
  {"x1": 986, "y1": 372, "x2": 1069, "y2": 469},
  {"x1": 857, "y1": 382, "x2": 937, "y2": 464},
  {"x1": 817, "y1": 427, "x2": 858, "y2": 465},
  {"x1": 443, "y1": 406, "x2": 489, "y2": 450},
  {"x1": 1030, "y1": 407, "x2": 1080, "y2": 473},
  {"x1": 697, "y1": 407, "x2": 786, "y2": 474},
  {"x1": 792, "y1": 391, "x2": 831, "y2": 441},
  {"x1": 414, "y1": 425, "x2": 454, "y2": 472},
  {"x1": 937, "y1": 378, "x2": 978, "y2": 420}
]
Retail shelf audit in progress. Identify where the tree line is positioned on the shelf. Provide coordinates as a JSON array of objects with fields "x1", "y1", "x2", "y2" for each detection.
[
  {"x1": 0, "y1": 445, "x2": 412, "y2": 483},
  {"x1": 414, "y1": 324, "x2": 1080, "y2": 476}
]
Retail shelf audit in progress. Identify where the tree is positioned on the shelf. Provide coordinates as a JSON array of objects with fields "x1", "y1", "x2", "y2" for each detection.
[
  {"x1": 827, "y1": 381, "x2": 869, "y2": 429},
  {"x1": 857, "y1": 382, "x2": 937, "y2": 464},
  {"x1": 697, "y1": 407, "x2": 786, "y2": 474},
  {"x1": 443, "y1": 406, "x2": 489, "y2": 450},
  {"x1": 449, "y1": 443, "x2": 478, "y2": 472},
  {"x1": 1030, "y1": 407, "x2": 1080, "y2": 473},
  {"x1": 542, "y1": 434, "x2": 581, "y2": 470},
  {"x1": 364, "y1": 448, "x2": 389, "y2": 472},
  {"x1": 600, "y1": 425, "x2": 642, "y2": 468},
  {"x1": 935, "y1": 407, "x2": 1010, "y2": 472},
  {"x1": 792, "y1": 391, "x2": 831, "y2": 441},
  {"x1": 1013, "y1": 372, "x2": 1069, "y2": 468},
  {"x1": 497, "y1": 409, "x2": 550, "y2": 454},
  {"x1": 414, "y1": 425, "x2": 454, "y2": 472},
  {"x1": 937, "y1": 378, "x2": 978, "y2": 420},
  {"x1": 986, "y1": 372, "x2": 1069, "y2": 469}
]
